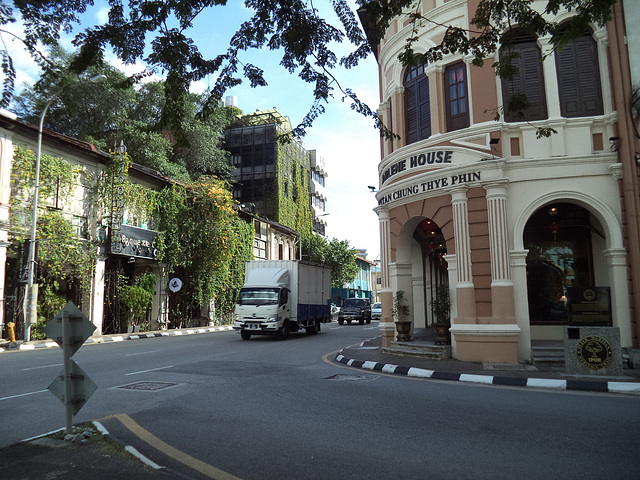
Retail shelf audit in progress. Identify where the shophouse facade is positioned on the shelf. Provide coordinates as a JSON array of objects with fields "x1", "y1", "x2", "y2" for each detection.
[
  {"x1": 368, "y1": 1, "x2": 639, "y2": 362},
  {"x1": 0, "y1": 109, "x2": 168, "y2": 337}
]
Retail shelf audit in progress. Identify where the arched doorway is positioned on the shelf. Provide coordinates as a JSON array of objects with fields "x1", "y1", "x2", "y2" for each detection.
[
  {"x1": 395, "y1": 216, "x2": 449, "y2": 331},
  {"x1": 524, "y1": 202, "x2": 607, "y2": 332},
  {"x1": 414, "y1": 219, "x2": 448, "y2": 327}
]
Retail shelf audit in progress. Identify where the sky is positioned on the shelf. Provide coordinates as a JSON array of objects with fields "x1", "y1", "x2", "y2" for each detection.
[{"x1": 5, "y1": 1, "x2": 382, "y2": 261}]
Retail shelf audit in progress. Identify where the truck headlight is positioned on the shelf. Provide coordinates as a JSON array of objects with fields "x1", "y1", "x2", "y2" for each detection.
[{"x1": 267, "y1": 315, "x2": 278, "y2": 322}]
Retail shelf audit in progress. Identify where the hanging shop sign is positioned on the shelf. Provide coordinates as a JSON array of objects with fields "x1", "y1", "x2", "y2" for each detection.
[{"x1": 110, "y1": 224, "x2": 159, "y2": 260}]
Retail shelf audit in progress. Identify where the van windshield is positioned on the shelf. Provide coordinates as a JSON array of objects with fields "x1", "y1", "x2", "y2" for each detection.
[{"x1": 238, "y1": 288, "x2": 280, "y2": 306}]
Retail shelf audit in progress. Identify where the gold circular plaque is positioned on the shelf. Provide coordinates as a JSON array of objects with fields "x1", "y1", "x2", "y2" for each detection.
[{"x1": 577, "y1": 336, "x2": 612, "y2": 370}]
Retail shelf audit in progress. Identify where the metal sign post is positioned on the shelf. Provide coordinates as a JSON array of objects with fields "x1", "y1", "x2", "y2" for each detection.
[{"x1": 44, "y1": 302, "x2": 97, "y2": 434}]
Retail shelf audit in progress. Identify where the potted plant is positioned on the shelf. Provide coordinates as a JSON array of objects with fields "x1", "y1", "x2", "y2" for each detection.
[
  {"x1": 430, "y1": 284, "x2": 451, "y2": 345},
  {"x1": 393, "y1": 290, "x2": 411, "y2": 341},
  {"x1": 119, "y1": 273, "x2": 155, "y2": 333}
]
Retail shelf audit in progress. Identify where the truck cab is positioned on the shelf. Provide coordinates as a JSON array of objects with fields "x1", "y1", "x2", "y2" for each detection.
[{"x1": 235, "y1": 286, "x2": 291, "y2": 339}]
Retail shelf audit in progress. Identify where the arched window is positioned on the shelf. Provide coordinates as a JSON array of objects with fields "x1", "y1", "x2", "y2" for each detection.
[
  {"x1": 500, "y1": 30, "x2": 548, "y2": 122},
  {"x1": 555, "y1": 27, "x2": 603, "y2": 118},
  {"x1": 404, "y1": 60, "x2": 431, "y2": 144}
]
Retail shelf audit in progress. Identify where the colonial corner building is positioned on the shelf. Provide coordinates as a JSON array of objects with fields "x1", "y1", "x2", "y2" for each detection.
[{"x1": 366, "y1": 1, "x2": 640, "y2": 363}]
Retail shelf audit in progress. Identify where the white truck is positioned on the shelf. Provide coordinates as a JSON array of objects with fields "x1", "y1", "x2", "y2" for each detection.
[{"x1": 233, "y1": 260, "x2": 332, "y2": 340}]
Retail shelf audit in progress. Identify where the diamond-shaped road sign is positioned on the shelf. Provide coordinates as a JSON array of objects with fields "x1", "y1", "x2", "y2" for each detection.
[
  {"x1": 48, "y1": 360, "x2": 98, "y2": 415},
  {"x1": 44, "y1": 301, "x2": 96, "y2": 357}
]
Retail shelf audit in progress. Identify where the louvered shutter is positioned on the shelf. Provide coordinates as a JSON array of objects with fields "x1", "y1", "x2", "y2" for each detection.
[
  {"x1": 501, "y1": 40, "x2": 547, "y2": 122},
  {"x1": 556, "y1": 35, "x2": 603, "y2": 117},
  {"x1": 417, "y1": 76, "x2": 431, "y2": 139},
  {"x1": 405, "y1": 82, "x2": 417, "y2": 144}
]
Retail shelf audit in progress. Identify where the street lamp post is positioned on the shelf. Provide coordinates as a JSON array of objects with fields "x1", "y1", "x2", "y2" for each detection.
[{"x1": 23, "y1": 75, "x2": 106, "y2": 341}]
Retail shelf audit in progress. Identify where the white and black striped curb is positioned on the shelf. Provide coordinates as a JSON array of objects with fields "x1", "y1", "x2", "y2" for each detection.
[
  {"x1": 0, "y1": 326, "x2": 234, "y2": 353},
  {"x1": 335, "y1": 352, "x2": 640, "y2": 395}
]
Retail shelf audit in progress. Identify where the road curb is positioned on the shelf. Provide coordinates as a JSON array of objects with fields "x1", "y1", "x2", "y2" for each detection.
[
  {"x1": 335, "y1": 351, "x2": 640, "y2": 395},
  {"x1": 0, "y1": 326, "x2": 235, "y2": 353}
]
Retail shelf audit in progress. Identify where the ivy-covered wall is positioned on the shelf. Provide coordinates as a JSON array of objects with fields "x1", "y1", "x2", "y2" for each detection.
[{"x1": 273, "y1": 138, "x2": 313, "y2": 239}]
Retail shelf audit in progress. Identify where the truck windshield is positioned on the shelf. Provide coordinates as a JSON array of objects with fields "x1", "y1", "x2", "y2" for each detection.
[{"x1": 238, "y1": 288, "x2": 280, "y2": 306}]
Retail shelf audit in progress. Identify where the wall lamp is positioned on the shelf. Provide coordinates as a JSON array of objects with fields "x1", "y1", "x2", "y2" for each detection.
[{"x1": 367, "y1": 186, "x2": 377, "y2": 193}]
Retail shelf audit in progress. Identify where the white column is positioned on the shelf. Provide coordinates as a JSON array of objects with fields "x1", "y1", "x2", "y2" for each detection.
[
  {"x1": 450, "y1": 187, "x2": 473, "y2": 287},
  {"x1": 511, "y1": 250, "x2": 531, "y2": 361},
  {"x1": 484, "y1": 180, "x2": 512, "y2": 285},
  {"x1": 605, "y1": 248, "x2": 632, "y2": 348}
]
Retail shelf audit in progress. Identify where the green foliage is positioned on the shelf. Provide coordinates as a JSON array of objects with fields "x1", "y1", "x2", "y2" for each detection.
[
  {"x1": 32, "y1": 285, "x2": 69, "y2": 340},
  {"x1": 430, "y1": 284, "x2": 451, "y2": 325},
  {"x1": 1, "y1": 0, "x2": 389, "y2": 138},
  {"x1": 274, "y1": 140, "x2": 313, "y2": 237},
  {"x1": 154, "y1": 177, "x2": 253, "y2": 321},
  {"x1": 302, "y1": 234, "x2": 358, "y2": 288},
  {"x1": 10, "y1": 146, "x2": 96, "y2": 298},
  {"x1": 119, "y1": 284, "x2": 153, "y2": 327}
]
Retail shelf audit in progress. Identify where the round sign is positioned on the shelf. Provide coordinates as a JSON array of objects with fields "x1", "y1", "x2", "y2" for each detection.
[
  {"x1": 577, "y1": 336, "x2": 612, "y2": 370},
  {"x1": 169, "y1": 278, "x2": 182, "y2": 292}
]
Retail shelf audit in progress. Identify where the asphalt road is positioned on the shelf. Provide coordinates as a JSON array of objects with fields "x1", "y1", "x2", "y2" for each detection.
[{"x1": 2, "y1": 322, "x2": 639, "y2": 479}]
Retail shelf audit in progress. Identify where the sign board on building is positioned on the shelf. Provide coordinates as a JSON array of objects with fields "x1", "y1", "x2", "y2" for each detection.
[
  {"x1": 109, "y1": 224, "x2": 159, "y2": 260},
  {"x1": 567, "y1": 287, "x2": 612, "y2": 326}
]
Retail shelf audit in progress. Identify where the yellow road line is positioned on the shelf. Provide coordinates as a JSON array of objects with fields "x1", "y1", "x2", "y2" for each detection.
[{"x1": 101, "y1": 413, "x2": 243, "y2": 480}]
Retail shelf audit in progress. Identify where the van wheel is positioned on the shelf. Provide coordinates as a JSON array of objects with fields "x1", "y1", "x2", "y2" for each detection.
[{"x1": 240, "y1": 331, "x2": 251, "y2": 340}]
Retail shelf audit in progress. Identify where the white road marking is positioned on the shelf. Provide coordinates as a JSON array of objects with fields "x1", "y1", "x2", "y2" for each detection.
[
  {"x1": 0, "y1": 389, "x2": 48, "y2": 401},
  {"x1": 125, "y1": 365, "x2": 174, "y2": 376}
]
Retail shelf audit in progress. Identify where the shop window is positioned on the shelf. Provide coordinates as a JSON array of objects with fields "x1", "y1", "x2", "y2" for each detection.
[
  {"x1": 500, "y1": 30, "x2": 548, "y2": 122},
  {"x1": 404, "y1": 60, "x2": 431, "y2": 144},
  {"x1": 555, "y1": 27, "x2": 603, "y2": 118},
  {"x1": 444, "y1": 62, "x2": 469, "y2": 131}
]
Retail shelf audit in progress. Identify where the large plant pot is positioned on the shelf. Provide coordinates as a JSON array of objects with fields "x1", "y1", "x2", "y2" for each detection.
[
  {"x1": 395, "y1": 321, "x2": 411, "y2": 341},
  {"x1": 433, "y1": 322, "x2": 450, "y2": 345}
]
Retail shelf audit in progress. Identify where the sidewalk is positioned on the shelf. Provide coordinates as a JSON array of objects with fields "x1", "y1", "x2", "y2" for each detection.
[
  {"x1": 0, "y1": 325, "x2": 235, "y2": 353},
  {"x1": 335, "y1": 335, "x2": 640, "y2": 395},
  {"x1": 0, "y1": 422, "x2": 181, "y2": 480}
]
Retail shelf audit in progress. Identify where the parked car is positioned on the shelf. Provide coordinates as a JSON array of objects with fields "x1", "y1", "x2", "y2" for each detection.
[
  {"x1": 371, "y1": 302, "x2": 382, "y2": 320},
  {"x1": 338, "y1": 298, "x2": 371, "y2": 325}
]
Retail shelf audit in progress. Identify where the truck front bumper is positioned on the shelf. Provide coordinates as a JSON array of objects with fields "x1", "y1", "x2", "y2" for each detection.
[{"x1": 233, "y1": 320, "x2": 280, "y2": 334}]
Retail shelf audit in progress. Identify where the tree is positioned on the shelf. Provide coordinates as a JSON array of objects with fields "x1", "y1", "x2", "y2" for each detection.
[
  {"x1": 302, "y1": 233, "x2": 358, "y2": 287},
  {"x1": 1, "y1": 1, "x2": 617, "y2": 141},
  {"x1": 154, "y1": 177, "x2": 253, "y2": 325},
  {"x1": 13, "y1": 50, "x2": 233, "y2": 180}
]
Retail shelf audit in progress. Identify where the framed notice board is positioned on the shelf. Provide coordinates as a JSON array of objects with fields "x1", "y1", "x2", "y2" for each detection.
[{"x1": 567, "y1": 287, "x2": 612, "y2": 326}]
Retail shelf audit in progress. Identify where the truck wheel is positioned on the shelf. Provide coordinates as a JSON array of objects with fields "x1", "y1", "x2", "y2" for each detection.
[
  {"x1": 277, "y1": 322, "x2": 290, "y2": 340},
  {"x1": 240, "y1": 331, "x2": 251, "y2": 340},
  {"x1": 305, "y1": 321, "x2": 318, "y2": 335}
]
